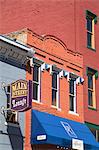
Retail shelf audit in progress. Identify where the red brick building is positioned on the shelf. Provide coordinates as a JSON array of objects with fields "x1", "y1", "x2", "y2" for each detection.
[
  {"x1": 0, "y1": 0, "x2": 99, "y2": 149},
  {"x1": 8, "y1": 29, "x2": 84, "y2": 149}
]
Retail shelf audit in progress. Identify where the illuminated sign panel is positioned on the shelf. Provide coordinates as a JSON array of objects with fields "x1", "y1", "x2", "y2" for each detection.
[{"x1": 11, "y1": 80, "x2": 32, "y2": 111}]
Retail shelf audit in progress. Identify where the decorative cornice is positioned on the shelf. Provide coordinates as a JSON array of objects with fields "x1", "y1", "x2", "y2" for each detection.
[
  {"x1": 5, "y1": 28, "x2": 83, "y2": 68},
  {"x1": 0, "y1": 35, "x2": 35, "y2": 67}
]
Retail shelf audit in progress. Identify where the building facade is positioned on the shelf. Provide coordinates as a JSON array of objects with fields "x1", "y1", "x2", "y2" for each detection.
[{"x1": 6, "y1": 29, "x2": 99, "y2": 150}]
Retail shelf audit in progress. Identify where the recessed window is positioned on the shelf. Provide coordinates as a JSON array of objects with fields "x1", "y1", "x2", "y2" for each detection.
[
  {"x1": 86, "y1": 122, "x2": 99, "y2": 142},
  {"x1": 90, "y1": 128, "x2": 99, "y2": 142},
  {"x1": 88, "y1": 73, "x2": 94, "y2": 106},
  {"x1": 69, "y1": 78, "x2": 76, "y2": 113},
  {"x1": 87, "y1": 17, "x2": 93, "y2": 48},
  {"x1": 32, "y1": 64, "x2": 41, "y2": 102},
  {"x1": 87, "y1": 67, "x2": 98, "y2": 109},
  {"x1": 86, "y1": 10, "x2": 97, "y2": 50},
  {"x1": 52, "y1": 72, "x2": 59, "y2": 108}
]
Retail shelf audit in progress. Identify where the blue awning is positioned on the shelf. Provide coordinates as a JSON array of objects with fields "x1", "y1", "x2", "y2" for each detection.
[{"x1": 31, "y1": 110, "x2": 99, "y2": 150}]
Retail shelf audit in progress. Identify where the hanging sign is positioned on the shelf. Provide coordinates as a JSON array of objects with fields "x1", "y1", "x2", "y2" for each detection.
[{"x1": 11, "y1": 80, "x2": 32, "y2": 112}]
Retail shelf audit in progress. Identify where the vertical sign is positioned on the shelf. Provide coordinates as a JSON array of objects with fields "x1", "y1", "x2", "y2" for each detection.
[{"x1": 11, "y1": 80, "x2": 32, "y2": 112}]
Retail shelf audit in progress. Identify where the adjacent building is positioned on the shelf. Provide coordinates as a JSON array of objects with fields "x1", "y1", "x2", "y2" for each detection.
[{"x1": 0, "y1": 35, "x2": 34, "y2": 150}]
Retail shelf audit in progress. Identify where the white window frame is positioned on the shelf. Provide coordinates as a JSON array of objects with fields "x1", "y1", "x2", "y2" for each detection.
[
  {"x1": 73, "y1": 81, "x2": 76, "y2": 113},
  {"x1": 88, "y1": 72, "x2": 96, "y2": 108},
  {"x1": 86, "y1": 11, "x2": 96, "y2": 49},
  {"x1": 32, "y1": 64, "x2": 41, "y2": 103},
  {"x1": 69, "y1": 80, "x2": 76, "y2": 113},
  {"x1": 52, "y1": 72, "x2": 60, "y2": 108}
]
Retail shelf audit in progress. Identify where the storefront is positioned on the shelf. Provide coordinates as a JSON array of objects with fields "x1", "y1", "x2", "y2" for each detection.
[{"x1": 31, "y1": 110, "x2": 99, "y2": 150}]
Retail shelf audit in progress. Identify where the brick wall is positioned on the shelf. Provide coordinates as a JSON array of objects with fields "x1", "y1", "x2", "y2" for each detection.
[{"x1": 23, "y1": 29, "x2": 84, "y2": 150}]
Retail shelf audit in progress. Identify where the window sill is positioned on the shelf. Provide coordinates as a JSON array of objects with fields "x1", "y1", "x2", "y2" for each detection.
[
  {"x1": 68, "y1": 111, "x2": 79, "y2": 116},
  {"x1": 87, "y1": 46, "x2": 96, "y2": 51},
  {"x1": 51, "y1": 105, "x2": 61, "y2": 111},
  {"x1": 32, "y1": 99, "x2": 42, "y2": 104},
  {"x1": 88, "y1": 106, "x2": 97, "y2": 111}
]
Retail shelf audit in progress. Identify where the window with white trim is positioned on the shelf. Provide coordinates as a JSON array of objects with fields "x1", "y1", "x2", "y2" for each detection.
[
  {"x1": 52, "y1": 72, "x2": 59, "y2": 108},
  {"x1": 69, "y1": 78, "x2": 76, "y2": 113},
  {"x1": 86, "y1": 10, "x2": 97, "y2": 50},
  {"x1": 88, "y1": 72, "x2": 94, "y2": 107},
  {"x1": 32, "y1": 64, "x2": 41, "y2": 102},
  {"x1": 6, "y1": 85, "x2": 18, "y2": 124},
  {"x1": 87, "y1": 67, "x2": 98, "y2": 109}
]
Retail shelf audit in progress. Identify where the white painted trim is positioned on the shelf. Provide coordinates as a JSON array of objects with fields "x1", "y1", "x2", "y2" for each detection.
[
  {"x1": 51, "y1": 105, "x2": 58, "y2": 109},
  {"x1": 57, "y1": 74, "x2": 60, "y2": 108},
  {"x1": 41, "y1": 63, "x2": 50, "y2": 72},
  {"x1": 73, "y1": 81, "x2": 77, "y2": 113},
  {"x1": 68, "y1": 111, "x2": 79, "y2": 116},
  {"x1": 51, "y1": 73, "x2": 60, "y2": 109},
  {"x1": 59, "y1": 70, "x2": 64, "y2": 78},
  {"x1": 30, "y1": 58, "x2": 34, "y2": 67},
  {"x1": 32, "y1": 99, "x2": 43, "y2": 104},
  {"x1": 15, "y1": 111, "x2": 19, "y2": 122},
  {"x1": 51, "y1": 105, "x2": 61, "y2": 111},
  {"x1": 32, "y1": 65, "x2": 41, "y2": 102},
  {"x1": 69, "y1": 80, "x2": 77, "y2": 113},
  {"x1": 38, "y1": 67, "x2": 41, "y2": 102},
  {"x1": 50, "y1": 65, "x2": 53, "y2": 75}
]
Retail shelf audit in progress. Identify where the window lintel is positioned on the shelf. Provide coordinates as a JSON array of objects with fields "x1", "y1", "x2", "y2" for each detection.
[
  {"x1": 86, "y1": 10, "x2": 97, "y2": 24},
  {"x1": 86, "y1": 67, "x2": 98, "y2": 79}
]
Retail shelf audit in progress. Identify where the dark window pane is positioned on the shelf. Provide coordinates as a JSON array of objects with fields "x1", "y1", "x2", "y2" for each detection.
[
  {"x1": 87, "y1": 18, "x2": 92, "y2": 32},
  {"x1": 88, "y1": 74, "x2": 93, "y2": 89},
  {"x1": 88, "y1": 90, "x2": 93, "y2": 106},
  {"x1": 7, "y1": 86, "x2": 10, "y2": 93},
  {"x1": 6, "y1": 112, "x2": 16, "y2": 123},
  {"x1": 87, "y1": 32, "x2": 92, "y2": 47},
  {"x1": 33, "y1": 83, "x2": 38, "y2": 100},
  {"x1": 69, "y1": 95, "x2": 74, "y2": 111},
  {"x1": 52, "y1": 73, "x2": 57, "y2": 88},
  {"x1": 97, "y1": 131, "x2": 99, "y2": 142},
  {"x1": 7, "y1": 94, "x2": 10, "y2": 108},
  {"x1": 52, "y1": 89, "x2": 57, "y2": 106},
  {"x1": 69, "y1": 80, "x2": 74, "y2": 94},
  {"x1": 7, "y1": 86, "x2": 10, "y2": 108},
  {"x1": 90, "y1": 128, "x2": 96, "y2": 138},
  {"x1": 33, "y1": 65, "x2": 39, "y2": 82}
]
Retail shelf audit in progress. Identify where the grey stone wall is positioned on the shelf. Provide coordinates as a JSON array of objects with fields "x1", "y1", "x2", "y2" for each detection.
[{"x1": 0, "y1": 60, "x2": 26, "y2": 150}]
